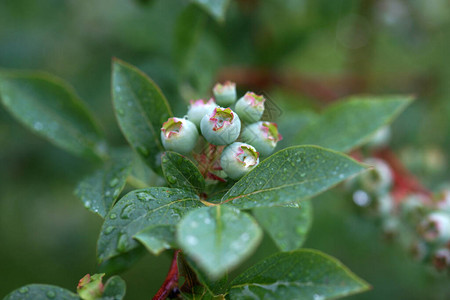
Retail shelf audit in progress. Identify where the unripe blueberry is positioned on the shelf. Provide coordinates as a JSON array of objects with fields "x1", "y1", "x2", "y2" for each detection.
[
  {"x1": 187, "y1": 98, "x2": 217, "y2": 127},
  {"x1": 220, "y1": 142, "x2": 259, "y2": 179},
  {"x1": 200, "y1": 107, "x2": 241, "y2": 145},
  {"x1": 432, "y1": 248, "x2": 450, "y2": 271},
  {"x1": 235, "y1": 92, "x2": 265, "y2": 123},
  {"x1": 434, "y1": 189, "x2": 450, "y2": 212},
  {"x1": 161, "y1": 117, "x2": 198, "y2": 154},
  {"x1": 213, "y1": 81, "x2": 236, "y2": 107},
  {"x1": 241, "y1": 121, "x2": 283, "y2": 157},
  {"x1": 360, "y1": 158, "x2": 393, "y2": 193},
  {"x1": 366, "y1": 126, "x2": 391, "y2": 149},
  {"x1": 418, "y1": 212, "x2": 450, "y2": 242}
]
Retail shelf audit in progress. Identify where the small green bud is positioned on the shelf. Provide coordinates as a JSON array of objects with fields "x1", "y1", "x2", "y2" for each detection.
[
  {"x1": 213, "y1": 81, "x2": 236, "y2": 107},
  {"x1": 235, "y1": 92, "x2": 265, "y2": 123},
  {"x1": 220, "y1": 142, "x2": 259, "y2": 179},
  {"x1": 187, "y1": 98, "x2": 217, "y2": 127},
  {"x1": 200, "y1": 107, "x2": 241, "y2": 145},
  {"x1": 418, "y1": 212, "x2": 450, "y2": 242},
  {"x1": 161, "y1": 117, "x2": 199, "y2": 154},
  {"x1": 241, "y1": 121, "x2": 283, "y2": 156}
]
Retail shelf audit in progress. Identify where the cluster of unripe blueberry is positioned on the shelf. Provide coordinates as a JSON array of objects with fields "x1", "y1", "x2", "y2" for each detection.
[
  {"x1": 160, "y1": 82, "x2": 282, "y2": 180},
  {"x1": 346, "y1": 128, "x2": 450, "y2": 272}
]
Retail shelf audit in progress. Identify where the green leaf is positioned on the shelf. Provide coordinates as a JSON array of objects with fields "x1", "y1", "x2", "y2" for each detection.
[
  {"x1": 101, "y1": 276, "x2": 126, "y2": 300},
  {"x1": 230, "y1": 249, "x2": 370, "y2": 299},
  {"x1": 97, "y1": 247, "x2": 146, "y2": 275},
  {"x1": 191, "y1": 0, "x2": 230, "y2": 22},
  {"x1": 174, "y1": 5, "x2": 206, "y2": 69},
  {"x1": 253, "y1": 199, "x2": 312, "y2": 251},
  {"x1": 75, "y1": 149, "x2": 133, "y2": 218},
  {"x1": 112, "y1": 58, "x2": 173, "y2": 173},
  {"x1": 177, "y1": 206, "x2": 262, "y2": 279},
  {"x1": 162, "y1": 151, "x2": 205, "y2": 194},
  {"x1": 0, "y1": 71, "x2": 105, "y2": 159},
  {"x1": 133, "y1": 225, "x2": 176, "y2": 255},
  {"x1": 220, "y1": 146, "x2": 366, "y2": 209},
  {"x1": 97, "y1": 188, "x2": 202, "y2": 263},
  {"x1": 4, "y1": 284, "x2": 79, "y2": 300},
  {"x1": 295, "y1": 95, "x2": 413, "y2": 152}
]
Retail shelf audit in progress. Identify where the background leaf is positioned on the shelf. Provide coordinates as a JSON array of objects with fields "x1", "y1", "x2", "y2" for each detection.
[
  {"x1": 174, "y1": 5, "x2": 206, "y2": 70},
  {"x1": 4, "y1": 284, "x2": 79, "y2": 300},
  {"x1": 97, "y1": 188, "x2": 201, "y2": 263},
  {"x1": 191, "y1": 0, "x2": 230, "y2": 22},
  {"x1": 253, "y1": 199, "x2": 312, "y2": 251},
  {"x1": 112, "y1": 58, "x2": 173, "y2": 173},
  {"x1": 295, "y1": 96, "x2": 413, "y2": 152},
  {"x1": 75, "y1": 149, "x2": 133, "y2": 218},
  {"x1": 230, "y1": 249, "x2": 370, "y2": 299},
  {"x1": 177, "y1": 206, "x2": 262, "y2": 279},
  {"x1": 161, "y1": 151, "x2": 205, "y2": 194},
  {"x1": 0, "y1": 71, "x2": 105, "y2": 159},
  {"x1": 101, "y1": 275, "x2": 126, "y2": 300},
  {"x1": 220, "y1": 146, "x2": 366, "y2": 209}
]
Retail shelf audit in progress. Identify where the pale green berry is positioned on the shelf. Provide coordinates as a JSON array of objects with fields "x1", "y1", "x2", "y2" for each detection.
[
  {"x1": 200, "y1": 107, "x2": 241, "y2": 145},
  {"x1": 161, "y1": 117, "x2": 198, "y2": 154},
  {"x1": 187, "y1": 98, "x2": 217, "y2": 127},
  {"x1": 418, "y1": 212, "x2": 450, "y2": 242},
  {"x1": 241, "y1": 121, "x2": 283, "y2": 156},
  {"x1": 213, "y1": 81, "x2": 236, "y2": 107},
  {"x1": 220, "y1": 142, "x2": 259, "y2": 179},
  {"x1": 360, "y1": 158, "x2": 392, "y2": 193},
  {"x1": 432, "y1": 248, "x2": 450, "y2": 271},
  {"x1": 235, "y1": 92, "x2": 265, "y2": 123}
]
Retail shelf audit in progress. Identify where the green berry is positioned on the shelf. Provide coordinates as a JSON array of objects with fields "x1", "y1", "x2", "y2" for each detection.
[
  {"x1": 360, "y1": 158, "x2": 392, "y2": 194},
  {"x1": 213, "y1": 81, "x2": 236, "y2": 107},
  {"x1": 200, "y1": 107, "x2": 241, "y2": 145},
  {"x1": 161, "y1": 117, "x2": 199, "y2": 154},
  {"x1": 235, "y1": 92, "x2": 265, "y2": 123},
  {"x1": 220, "y1": 142, "x2": 259, "y2": 179},
  {"x1": 241, "y1": 121, "x2": 283, "y2": 156},
  {"x1": 418, "y1": 211, "x2": 450, "y2": 242},
  {"x1": 187, "y1": 98, "x2": 217, "y2": 127}
]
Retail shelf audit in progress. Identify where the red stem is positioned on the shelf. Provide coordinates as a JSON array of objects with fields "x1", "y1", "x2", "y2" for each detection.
[{"x1": 153, "y1": 250, "x2": 181, "y2": 300}]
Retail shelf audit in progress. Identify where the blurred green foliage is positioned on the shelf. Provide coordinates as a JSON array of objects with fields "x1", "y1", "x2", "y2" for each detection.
[{"x1": 1, "y1": 0, "x2": 449, "y2": 298}]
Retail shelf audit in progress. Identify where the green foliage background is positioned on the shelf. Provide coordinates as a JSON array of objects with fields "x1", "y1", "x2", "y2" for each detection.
[{"x1": 1, "y1": 0, "x2": 449, "y2": 299}]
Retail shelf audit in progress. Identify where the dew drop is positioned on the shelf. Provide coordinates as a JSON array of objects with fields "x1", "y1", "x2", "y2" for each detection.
[
  {"x1": 19, "y1": 287, "x2": 29, "y2": 294},
  {"x1": 46, "y1": 291, "x2": 56, "y2": 298},
  {"x1": 120, "y1": 204, "x2": 134, "y2": 219},
  {"x1": 109, "y1": 178, "x2": 119, "y2": 187},
  {"x1": 105, "y1": 226, "x2": 115, "y2": 235},
  {"x1": 84, "y1": 201, "x2": 91, "y2": 208},
  {"x1": 110, "y1": 213, "x2": 117, "y2": 220},
  {"x1": 186, "y1": 235, "x2": 198, "y2": 245},
  {"x1": 137, "y1": 146, "x2": 149, "y2": 157},
  {"x1": 117, "y1": 234, "x2": 129, "y2": 252},
  {"x1": 33, "y1": 122, "x2": 43, "y2": 131},
  {"x1": 113, "y1": 189, "x2": 120, "y2": 198},
  {"x1": 167, "y1": 175, "x2": 177, "y2": 184}
]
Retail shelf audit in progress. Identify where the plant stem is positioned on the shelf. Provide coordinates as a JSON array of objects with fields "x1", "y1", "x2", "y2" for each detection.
[{"x1": 153, "y1": 250, "x2": 181, "y2": 300}]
